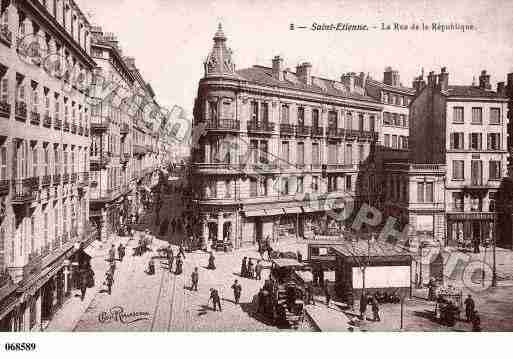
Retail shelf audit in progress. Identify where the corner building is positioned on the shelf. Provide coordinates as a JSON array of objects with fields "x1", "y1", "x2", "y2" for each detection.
[{"x1": 191, "y1": 25, "x2": 382, "y2": 249}]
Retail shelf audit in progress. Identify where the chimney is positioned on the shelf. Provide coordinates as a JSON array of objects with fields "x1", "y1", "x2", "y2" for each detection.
[
  {"x1": 383, "y1": 66, "x2": 400, "y2": 87},
  {"x1": 438, "y1": 67, "x2": 449, "y2": 91},
  {"x1": 272, "y1": 56, "x2": 284, "y2": 81},
  {"x1": 412, "y1": 70, "x2": 426, "y2": 93},
  {"x1": 479, "y1": 70, "x2": 491, "y2": 90},
  {"x1": 296, "y1": 62, "x2": 312, "y2": 86},
  {"x1": 341, "y1": 73, "x2": 355, "y2": 93},
  {"x1": 497, "y1": 82, "x2": 506, "y2": 97},
  {"x1": 427, "y1": 71, "x2": 437, "y2": 87}
]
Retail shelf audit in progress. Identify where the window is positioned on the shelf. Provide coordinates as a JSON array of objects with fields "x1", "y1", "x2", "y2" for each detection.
[
  {"x1": 258, "y1": 177, "x2": 267, "y2": 196},
  {"x1": 259, "y1": 140, "x2": 268, "y2": 163},
  {"x1": 312, "y1": 143, "x2": 320, "y2": 166},
  {"x1": 0, "y1": 146, "x2": 6, "y2": 180},
  {"x1": 297, "y1": 176, "x2": 304, "y2": 193},
  {"x1": 281, "y1": 177, "x2": 289, "y2": 195},
  {"x1": 487, "y1": 133, "x2": 501, "y2": 150},
  {"x1": 225, "y1": 180, "x2": 231, "y2": 198},
  {"x1": 312, "y1": 109, "x2": 319, "y2": 128},
  {"x1": 251, "y1": 101, "x2": 258, "y2": 123},
  {"x1": 453, "y1": 107, "x2": 464, "y2": 123},
  {"x1": 472, "y1": 107, "x2": 482, "y2": 124},
  {"x1": 369, "y1": 115, "x2": 375, "y2": 132},
  {"x1": 470, "y1": 133, "x2": 482, "y2": 150},
  {"x1": 209, "y1": 101, "x2": 218, "y2": 121},
  {"x1": 489, "y1": 192, "x2": 496, "y2": 211},
  {"x1": 30, "y1": 216, "x2": 35, "y2": 254},
  {"x1": 471, "y1": 160, "x2": 483, "y2": 186},
  {"x1": 63, "y1": 151, "x2": 68, "y2": 174},
  {"x1": 383, "y1": 112, "x2": 391, "y2": 125},
  {"x1": 450, "y1": 132, "x2": 464, "y2": 150},
  {"x1": 425, "y1": 182, "x2": 434, "y2": 202},
  {"x1": 452, "y1": 160, "x2": 464, "y2": 180},
  {"x1": 392, "y1": 135, "x2": 398, "y2": 149},
  {"x1": 345, "y1": 175, "x2": 352, "y2": 191},
  {"x1": 312, "y1": 176, "x2": 319, "y2": 192},
  {"x1": 384, "y1": 134, "x2": 390, "y2": 147},
  {"x1": 383, "y1": 93, "x2": 389, "y2": 103},
  {"x1": 358, "y1": 113, "x2": 364, "y2": 131},
  {"x1": 470, "y1": 196, "x2": 482, "y2": 212},
  {"x1": 345, "y1": 112, "x2": 352, "y2": 130},
  {"x1": 32, "y1": 147, "x2": 37, "y2": 177},
  {"x1": 345, "y1": 144, "x2": 352, "y2": 165},
  {"x1": 328, "y1": 143, "x2": 337, "y2": 164},
  {"x1": 490, "y1": 108, "x2": 500, "y2": 125},
  {"x1": 281, "y1": 104, "x2": 289, "y2": 124},
  {"x1": 297, "y1": 107, "x2": 305, "y2": 127},
  {"x1": 260, "y1": 102, "x2": 268, "y2": 123},
  {"x1": 0, "y1": 77, "x2": 8, "y2": 103},
  {"x1": 43, "y1": 212, "x2": 48, "y2": 247},
  {"x1": 452, "y1": 192, "x2": 464, "y2": 211},
  {"x1": 249, "y1": 140, "x2": 258, "y2": 164},
  {"x1": 281, "y1": 141, "x2": 289, "y2": 162},
  {"x1": 489, "y1": 160, "x2": 501, "y2": 180},
  {"x1": 358, "y1": 144, "x2": 364, "y2": 163},
  {"x1": 328, "y1": 111, "x2": 337, "y2": 128},
  {"x1": 297, "y1": 142, "x2": 305, "y2": 166},
  {"x1": 417, "y1": 182, "x2": 424, "y2": 202},
  {"x1": 393, "y1": 113, "x2": 399, "y2": 126}
]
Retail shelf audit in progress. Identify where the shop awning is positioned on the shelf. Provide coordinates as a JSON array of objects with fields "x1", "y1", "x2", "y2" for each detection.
[
  {"x1": 283, "y1": 207, "x2": 302, "y2": 214},
  {"x1": 244, "y1": 209, "x2": 266, "y2": 217}
]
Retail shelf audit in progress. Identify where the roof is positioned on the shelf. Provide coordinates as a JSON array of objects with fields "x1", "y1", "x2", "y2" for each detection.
[
  {"x1": 446, "y1": 86, "x2": 505, "y2": 99},
  {"x1": 331, "y1": 240, "x2": 412, "y2": 259},
  {"x1": 235, "y1": 66, "x2": 380, "y2": 103}
]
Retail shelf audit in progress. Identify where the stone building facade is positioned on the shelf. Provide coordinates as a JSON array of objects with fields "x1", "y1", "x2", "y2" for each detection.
[{"x1": 191, "y1": 25, "x2": 382, "y2": 249}]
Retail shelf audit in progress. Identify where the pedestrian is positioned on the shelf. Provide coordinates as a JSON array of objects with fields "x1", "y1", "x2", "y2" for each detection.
[
  {"x1": 209, "y1": 288, "x2": 222, "y2": 311},
  {"x1": 79, "y1": 270, "x2": 88, "y2": 301},
  {"x1": 207, "y1": 251, "x2": 216, "y2": 270},
  {"x1": 472, "y1": 310, "x2": 481, "y2": 331},
  {"x1": 306, "y1": 284, "x2": 315, "y2": 305},
  {"x1": 359, "y1": 293, "x2": 368, "y2": 320},
  {"x1": 297, "y1": 250, "x2": 302, "y2": 263},
  {"x1": 117, "y1": 243, "x2": 125, "y2": 262},
  {"x1": 324, "y1": 280, "x2": 331, "y2": 307},
  {"x1": 109, "y1": 259, "x2": 116, "y2": 274},
  {"x1": 464, "y1": 294, "x2": 475, "y2": 322},
  {"x1": 175, "y1": 256, "x2": 183, "y2": 275},
  {"x1": 178, "y1": 243, "x2": 186, "y2": 259},
  {"x1": 168, "y1": 252, "x2": 174, "y2": 273},
  {"x1": 247, "y1": 259, "x2": 254, "y2": 279},
  {"x1": 147, "y1": 258, "x2": 155, "y2": 275},
  {"x1": 371, "y1": 296, "x2": 380, "y2": 322},
  {"x1": 105, "y1": 271, "x2": 114, "y2": 295},
  {"x1": 231, "y1": 280, "x2": 242, "y2": 304},
  {"x1": 108, "y1": 244, "x2": 116, "y2": 263},
  {"x1": 255, "y1": 260, "x2": 263, "y2": 280},
  {"x1": 241, "y1": 257, "x2": 247, "y2": 277},
  {"x1": 191, "y1": 267, "x2": 199, "y2": 291}
]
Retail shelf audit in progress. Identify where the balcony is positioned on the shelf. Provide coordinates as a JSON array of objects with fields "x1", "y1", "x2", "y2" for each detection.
[
  {"x1": 133, "y1": 144, "x2": 147, "y2": 156},
  {"x1": 15, "y1": 101, "x2": 27, "y2": 121},
  {"x1": 296, "y1": 125, "x2": 311, "y2": 137},
  {"x1": 0, "y1": 24, "x2": 12, "y2": 47},
  {"x1": 62, "y1": 173, "x2": 70, "y2": 184},
  {"x1": 54, "y1": 117, "x2": 62, "y2": 130},
  {"x1": 52, "y1": 236, "x2": 61, "y2": 250},
  {"x1": 90, "y1": 155, "x2": 110, "y2": 169},
  {"x1": 0, "y1": 179, "x2": 9, "y2": 195},
  {"x1": 78, "y1": 124, "x2": 83, "y2": 135},
  {"x1": 71, "y1": 173, "x2": 78, "y2": 183},
  {"x1": 357, "y1": 130, "x2": 378, "y2": 141},
  {"x1": 247, "y1": 121, "x2": 275, "y2": 134},
  {"x1": 327, "y1": 127, "x2": 344, "y2": 138},
  {"x1": 205, "y1": 118, "x2": 240, "y2": 132},
  {"x1": 63, "y1": 121, "x2": 70, "y2": 132},
  {"x1": 90, "y1": 118, "x2": 110, "y2": 132},
  {"x1": 311, "y1": 126, "x2": 324, "y2": 137},
  {"x1": 41, "y1": 174, "x2": 52, "y2": 187},
  {"x1": 326, "y1": 164, "x2": 357, "y2": 171},
  {"x1": 71, "y1": 123, "x2": 77, "y2": 134},
  {"x1": 52, "y1": 173, "x2": 61, "y2": 184},
  {"x1": 43, "y1": 114, "x2": 52, "y2": 127},
  {"x1": 30, "y1": 111, "x2": 41, "y2": 126},
  {"x1": 11, "y1": 178, "x2": 38, "y2": 205},
  {"x1": 0, "y1": 101, "x2": 10, "y2": 118},
  {"x1": 120, "y1": 123, "x2": 129, "y2": 135},
  {"x1": 280, "y1": 123, "x2": 295, "y2": 136}
]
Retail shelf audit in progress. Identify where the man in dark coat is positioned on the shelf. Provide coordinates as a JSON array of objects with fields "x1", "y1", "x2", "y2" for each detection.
[
  {"x1": 178, "y1": 243, "x2": 186, "y2": 259},
  {"x1": 191, "y1": 267, "x2": 199, "y2": 291},
  {"x1": 105, "y1": 271, "x2": 114, "y2": 295},
  {"x1": 359, "y1": 293, "x2": 368, "y2": 320},
  {"x1": 231, "y1": 280, "x2": 242, "y2": 304},
  {"x1": 207, "y1": 252, "x2": 216, "y2": 270},
  {"x1": 108, "y1": 244, "x2": 116, "y2": 263},
  {"x1": 117, "y1": 243, "x2": 125, "y2": 262},
  {"x1": 464, "y1": 294, "x2": 475, "y2": 322},
  {"x1": 175, "y1": 257, "x2": 183, "y2": 275},
  {"x1": 79, "y1": 270, "x2": 88, "y2": 301},
  {"x1": 371, "y1": 296, "x2": 380, "y2": 322},
  {"x1": 472, "y1": 310, "x2": 481, "y2": 331},
  {"x1": 255, "y1": 260, "x2": 263, "y2": 280},
  {"x1": 241, "y1": 257, "x2": 247, "y2": 277},
  {"x1": 209, "y1": 288, "x2": 222, "y2": 311}
]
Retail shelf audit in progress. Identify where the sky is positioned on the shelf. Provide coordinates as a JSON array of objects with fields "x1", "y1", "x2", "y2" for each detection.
[{"x1": 76, "y1": 0, "x2": 513, "y2": 118}]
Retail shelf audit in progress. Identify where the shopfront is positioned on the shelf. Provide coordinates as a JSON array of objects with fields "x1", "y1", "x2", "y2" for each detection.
[{"x1": 447, "y1": 212, "x2": 494, "y2": 248}]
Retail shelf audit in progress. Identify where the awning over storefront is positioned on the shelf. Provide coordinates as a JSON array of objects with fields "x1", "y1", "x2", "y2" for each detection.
[
  {"x1": 265, "y1": 208, "x2": 285, "y2": 216},
  {"x1": 244, "y1": 209, "x2": 267, "y2": 217},
  {"x1": 283, "y1": 207, "x2": 302, "y2": 214}
]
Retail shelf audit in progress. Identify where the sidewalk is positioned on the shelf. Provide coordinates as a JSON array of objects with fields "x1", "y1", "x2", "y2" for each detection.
[{"x1": 45, "y1": 234, "x2": 130, "y2": 331}]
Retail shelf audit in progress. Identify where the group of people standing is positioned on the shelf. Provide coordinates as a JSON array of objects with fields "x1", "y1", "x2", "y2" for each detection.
[
  {"x1": 104, "y1": 242, "x2": 126, "y2": 296},
  {"x1": 240, "y1": 257, "x2": 263, "y2": 280}
]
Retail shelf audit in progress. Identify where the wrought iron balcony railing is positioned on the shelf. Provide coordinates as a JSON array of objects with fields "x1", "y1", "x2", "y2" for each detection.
[
  {"x1": 0, "y1": 24, "x2": 12, "y2": 47},
  {"x1": 247, "y1": 121, "x2": 275, "y2": 134},
  {"x1": 43, "y1": 114, "x2": 52, "y2": 127},
  {"x1": 0, "y1": 101, "x2": 10, "y2": 117},
  {"x1": 41, "y1": 174, "x2": 52, "y2": 187},
  {"x1": 53, "y1": 117, "x2": 62, "y2": 130},
  {"x1": 63, "y1": 121, "x2": 70, "y2": 132},
  {"x1": 15, "y1": 101, "x2": 27, "y2": 121},
  {"x1": 30, "y1": 111, "x2": 40, "y2": 125},
  {"x1": 279, "y1": 123, "x2": 295, "y2": 135},
  {"x1": 205, "y1": 118, "x2": 240, "y2": 131},
  {"x1": 12, "y1": 178, "x2": 38, "y2": 204}
]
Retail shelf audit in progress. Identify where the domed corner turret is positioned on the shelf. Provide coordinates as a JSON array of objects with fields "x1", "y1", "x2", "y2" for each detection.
[{"x1": 203, "y1": 23, "x2": 236, "y2": 78}]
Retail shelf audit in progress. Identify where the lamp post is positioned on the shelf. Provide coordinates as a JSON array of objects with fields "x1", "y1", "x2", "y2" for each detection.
[{"x1": 491, "y1": 205, "x2": 498, "y2": 287}]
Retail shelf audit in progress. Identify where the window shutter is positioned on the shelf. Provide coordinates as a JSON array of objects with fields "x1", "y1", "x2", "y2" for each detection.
[{"x1": 450, "y1": 133, "x2": 454, "y2": 149}]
